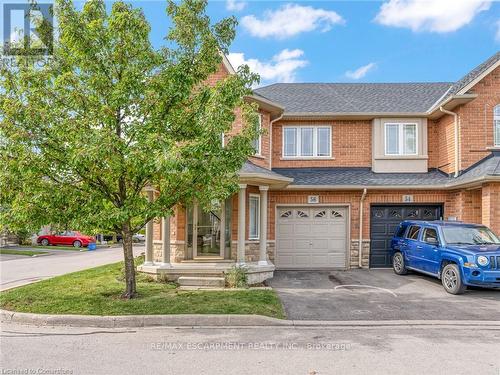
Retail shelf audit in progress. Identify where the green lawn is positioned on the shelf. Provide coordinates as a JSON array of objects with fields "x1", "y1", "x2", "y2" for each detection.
[
  {"x1": 0, "y1": 249, "x2": 48, "y2": 256},
  {"x1": 0, "y1": 258, "x2": 285, "y2": 319}
]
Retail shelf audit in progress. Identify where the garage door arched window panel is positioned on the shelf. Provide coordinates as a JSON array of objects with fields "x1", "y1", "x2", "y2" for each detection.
[
  {"x1": 390, "y1": 209, "x2": 402, "y2": 219},
  {"x1": 280, "y1": 210, "x2": 292, "y2": 219},
  {"x1": 314, "y1": 210, "x2": 327, "y2": 218},
  {"x1": 331, "y1": 210, "x2": 344, "y2": 218},
  {"x1": 406, "y1": 209, "x2": 419, "y2": 219},
  {"x1": 296, "y1": 210, "x2": 309, "y2": 218}
]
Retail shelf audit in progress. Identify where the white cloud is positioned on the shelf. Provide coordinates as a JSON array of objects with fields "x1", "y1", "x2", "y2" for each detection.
[
  {"x1": 226, "y1": 0, "x2": 246, "y2": 12},
  {"x1": 227, "y1": 49, "x2": 308, "y2": 84},
  {"x1": 241, "y1": 4, "x2": 344, "y2": 39},
  {"x1": 345, "y1": 63, "x2": 377, "y2": 80},
  {"x1": 496, "y1": 19, "x2": 500, "y2": 42},
  {"x1": 375, "y1": 0, "x2": 491, "y2": 33}
]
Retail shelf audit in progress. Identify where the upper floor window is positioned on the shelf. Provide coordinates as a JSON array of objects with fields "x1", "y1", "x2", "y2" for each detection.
[
  {"x1": 385, "y1": 123, "x2": 417, "y2": 156},
  {"x1": 494, "y1": 105, "x2": 500, "y2": 147},
  {"x1": 251, "y1": 115, "x2": 262, "y2": 155},
  {"x1": 283, "y1": 126, "x2": 331, "y2": 158}
]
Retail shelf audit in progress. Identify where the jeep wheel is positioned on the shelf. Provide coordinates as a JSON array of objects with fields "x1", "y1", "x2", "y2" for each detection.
[
  {"x1": 393, "y1": 252, "x2": 408, "y2": 275},
  {"x1": 442, "y1": 264, "x2": 466, "y2": 295}
]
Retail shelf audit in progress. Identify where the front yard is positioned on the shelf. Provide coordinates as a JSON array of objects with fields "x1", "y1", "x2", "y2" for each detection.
[{"x1": 0, "y1": 257, "x2": 285, "y2": 319}]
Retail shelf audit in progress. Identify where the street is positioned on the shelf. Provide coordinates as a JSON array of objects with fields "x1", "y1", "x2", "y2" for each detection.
[
  {"x1": 0, "y1": 245, "x2": 144, "y2": 291},
  {"x1": 1, "y1": 322, "x2": 499, "y2": 375}
]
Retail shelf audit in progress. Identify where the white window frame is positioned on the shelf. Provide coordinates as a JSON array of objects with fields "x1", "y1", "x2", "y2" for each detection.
[
  {"x1": 249, "y1": 194, "x2": 260, "y2": 240},
  {"x1": 494, "y1": 105, "x2": 500, "y2": 147},
  {"x1": 384, "y1": 123, "x2": 418, "y2": 156},
  {"x1": 252, "y1": 115, "x2": 262, "y2": 156},
  {"x1": 282, "y1": 125, "x2": 332, "y2": 158}
]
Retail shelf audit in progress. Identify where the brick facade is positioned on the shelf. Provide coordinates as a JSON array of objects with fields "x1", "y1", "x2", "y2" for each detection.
[
  {"x1": 149, "y1": 58, "x2": 500, "y2": 269},
  {"x1": 271, "y1": 120, "x2": 372, "y2": 168}
]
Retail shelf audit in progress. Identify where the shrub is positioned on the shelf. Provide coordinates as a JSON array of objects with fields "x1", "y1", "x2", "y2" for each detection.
[{"x1": 225, "y1": 266, "x2": 248, "y2": 288}]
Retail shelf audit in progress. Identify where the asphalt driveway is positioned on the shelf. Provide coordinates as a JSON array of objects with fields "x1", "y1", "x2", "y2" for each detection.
[{"x1": 268, "y1": 270, "x2": 500, "y2": 321}]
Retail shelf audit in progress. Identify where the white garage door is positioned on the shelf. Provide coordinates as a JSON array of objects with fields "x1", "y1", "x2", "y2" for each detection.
[{"x1": 276, "y1": 206, "x2": 348, "y2": 269}]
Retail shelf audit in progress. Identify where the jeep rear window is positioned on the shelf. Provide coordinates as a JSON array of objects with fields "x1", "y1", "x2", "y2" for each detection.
[{"x1": 406, "y1": 226, "x2": 420, "y2": 240}]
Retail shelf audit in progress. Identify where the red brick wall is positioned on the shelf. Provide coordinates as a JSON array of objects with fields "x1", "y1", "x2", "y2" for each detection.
[
  {"x1": 271, "y1": 120, "x2": 372, "y2": 168},
  {"x1": 457, "y1": 66, "x2": 500, "y2": 171},
  {"x1": 482, "y1": 183, "x2": 500, "y2": 234},
  {"x1": 432, "y1": 114, "x2": 456, "y2": 174}
]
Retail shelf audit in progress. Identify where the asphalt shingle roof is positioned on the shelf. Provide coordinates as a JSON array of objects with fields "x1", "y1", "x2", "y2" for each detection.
[
  {"x1": 454, "y1": 151, "x2": 500, "y2": 183},
  {"x1": 271, "y1": 167, "x2": 451, "y2": 187},
  {"x1": 253, "y1": 51, "x2": 500, "y2": 115},
  {"x1": 254, "y1": 82, "x2": 452, "y2": 114},
  {"x1": 271, "y1": 151, "x2": 500, "y2": 188},
  {"x1": 448, "y1": 51, "x2": 500, "y2": 95},
  {"x1": 240, "y1": 161, "x2": 291, "y2": 180}
]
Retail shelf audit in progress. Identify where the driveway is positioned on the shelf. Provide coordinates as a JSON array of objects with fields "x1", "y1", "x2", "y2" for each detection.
[
  {"x1": 268, "y1": 270, "x2": 500, "y2": 321},
  {"x1": 0, "y1": 245, "x2": 144, "y2": 291}
]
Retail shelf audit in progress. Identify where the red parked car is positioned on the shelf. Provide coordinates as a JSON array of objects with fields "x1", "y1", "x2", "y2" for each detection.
[{"x1": 37, "y1": 231, "x2": 96, "y2": 248}]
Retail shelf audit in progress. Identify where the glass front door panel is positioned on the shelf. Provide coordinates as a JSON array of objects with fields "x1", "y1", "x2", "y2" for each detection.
[
  {"x1": 186, "y1": 198, "x2": 232, "y2": 258},
  {"x1": 197, "y1": 209, "x2": 221, "y2": 256}
]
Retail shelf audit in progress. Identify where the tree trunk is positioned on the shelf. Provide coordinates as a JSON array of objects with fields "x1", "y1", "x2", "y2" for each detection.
[{"x1": 121, "y1": 224, "x2": 137, "y2": 299}]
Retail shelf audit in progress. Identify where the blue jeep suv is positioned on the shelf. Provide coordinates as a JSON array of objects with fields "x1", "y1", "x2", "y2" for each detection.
[{"x1": 391, "y1": 221, "x2": 500, "y2": 294}]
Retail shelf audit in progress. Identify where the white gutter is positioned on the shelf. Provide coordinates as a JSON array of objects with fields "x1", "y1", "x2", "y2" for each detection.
[
  {"x1": 269, "y1": 113, "x2": 284, "y2": 169},
  {"x1": 358, "y1": 188, "x2": 367, "y2": 269},
  {"x1": 439, "y1": 106, "x2": 460, "y2": 177}
]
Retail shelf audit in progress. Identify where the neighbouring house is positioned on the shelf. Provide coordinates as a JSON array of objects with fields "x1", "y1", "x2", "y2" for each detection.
[{"x1": 138, "y1": 51, "x2": 500, "y2": 286}]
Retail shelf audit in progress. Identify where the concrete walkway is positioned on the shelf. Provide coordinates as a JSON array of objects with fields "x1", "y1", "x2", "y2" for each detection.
[{"x1": 0, "y1": 245, "x2": 144, "y2": 291}]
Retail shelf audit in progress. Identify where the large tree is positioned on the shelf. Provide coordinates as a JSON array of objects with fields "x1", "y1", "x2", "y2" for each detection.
[{"x1": 0, "y1": 0, "x2": 259, "y2": 298}]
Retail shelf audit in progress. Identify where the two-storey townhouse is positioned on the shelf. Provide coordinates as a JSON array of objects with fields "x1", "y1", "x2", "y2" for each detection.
[{"x1": 139, "y1": 51, "x2": 500, "y2": 286}]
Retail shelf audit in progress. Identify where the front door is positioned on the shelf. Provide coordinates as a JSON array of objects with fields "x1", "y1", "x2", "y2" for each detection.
[{"x1": 187, "y1": 199, "x2": 232, "y2": 259}]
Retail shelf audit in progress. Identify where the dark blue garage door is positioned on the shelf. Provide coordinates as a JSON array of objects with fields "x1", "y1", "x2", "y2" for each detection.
[{"x1": 369, "y1": 204, "x2": 443, "y2": 268}]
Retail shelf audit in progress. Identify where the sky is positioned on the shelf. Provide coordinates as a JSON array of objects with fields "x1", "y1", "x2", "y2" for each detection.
[{"x1": 4, "y1": 0, "x2": 500, "y2": 87}]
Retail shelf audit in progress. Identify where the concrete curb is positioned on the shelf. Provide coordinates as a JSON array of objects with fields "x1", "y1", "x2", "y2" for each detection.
[{"x1": 2, "y1": 310, "x2": 500, "y2": 328}]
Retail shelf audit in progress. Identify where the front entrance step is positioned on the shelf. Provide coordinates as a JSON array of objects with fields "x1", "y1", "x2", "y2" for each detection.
[
  {"x1": 177, "y1": 276, "x2": 225, "y2": 288},
  {"x1": 182, "y1": 257, "x2": 233, "y2": 263}
]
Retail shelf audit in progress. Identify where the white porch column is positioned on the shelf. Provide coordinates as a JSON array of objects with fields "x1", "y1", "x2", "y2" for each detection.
[
  {"x1": 144, "y1": 189, "x2": 154, "y2": 266},
  {"x1": 258, "y1": 186, "x2": 269, "y2": 265},
  {"x1": 237, "y1": 184, "x2": 247, "y2": 265},
  {"x1": 160, "y1": 216, "x2": 171, "y2": 267},
  {"x1": 192, "y1": 200, "x2": 198, "y2": 259}
]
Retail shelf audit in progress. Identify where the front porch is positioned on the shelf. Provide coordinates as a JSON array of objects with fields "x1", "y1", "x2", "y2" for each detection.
[{"x1": 137, "y1": 162, "x2": 292, "y2": 286}]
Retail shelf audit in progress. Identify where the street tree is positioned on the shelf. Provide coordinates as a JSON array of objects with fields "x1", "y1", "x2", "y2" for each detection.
[{"x1": 0, "y1": 0, "x2": 259, "y2": 298}]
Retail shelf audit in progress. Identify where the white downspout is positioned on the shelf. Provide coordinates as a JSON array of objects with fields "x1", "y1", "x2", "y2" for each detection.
[
  {"x1": 358, "y1": 188, "x2": 367, "y2": 268},
  {"x1": 439, "y1": 106, "x2": 460, "y2": 177},
  {"x1": 269, "y1": 113, "x2": 283, "y2": 169}
]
